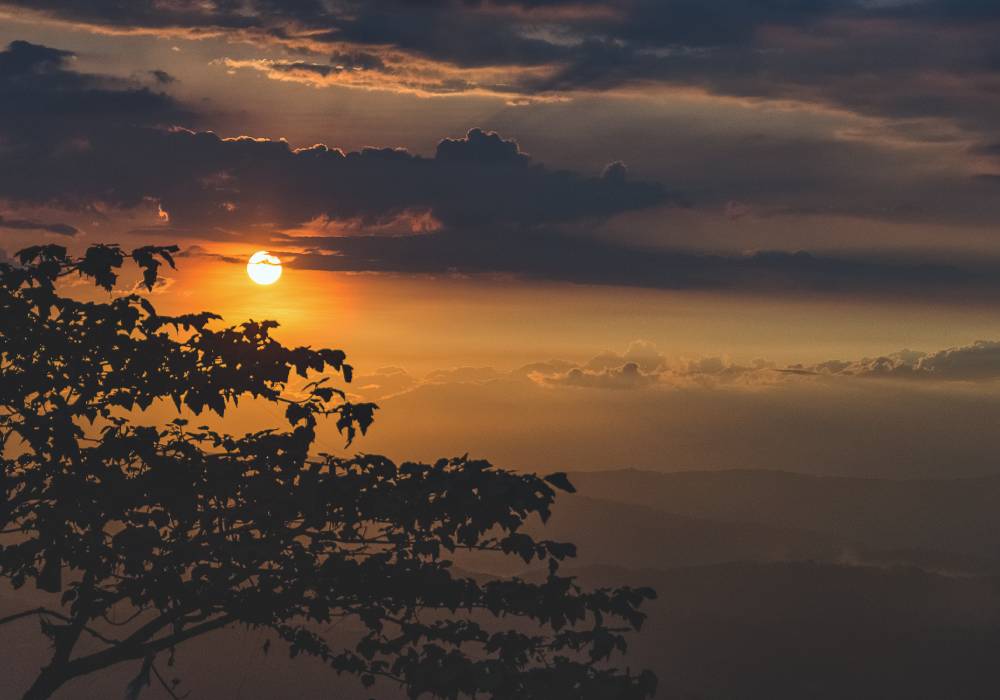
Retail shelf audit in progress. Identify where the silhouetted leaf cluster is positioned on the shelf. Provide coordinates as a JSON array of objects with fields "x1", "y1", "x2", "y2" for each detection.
[{"x1": 0, "y1": 245, "x2": 655, "y2": 699}]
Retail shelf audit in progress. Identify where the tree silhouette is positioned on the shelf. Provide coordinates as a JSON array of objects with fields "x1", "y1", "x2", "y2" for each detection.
[{"x1": 0, "y1": 244, "x2": 656, "y2": 699}]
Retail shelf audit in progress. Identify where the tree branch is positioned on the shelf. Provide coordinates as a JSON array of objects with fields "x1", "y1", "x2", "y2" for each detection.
[
  {"x1": 0, "y1": 607, "x2": 121, "y2": 646},
  {"x1": 0, "y1": 607, "x2": 49, "y2": 627},
  {"x1": 63, "y1": 614, "x2": 236, "y2": 681}
]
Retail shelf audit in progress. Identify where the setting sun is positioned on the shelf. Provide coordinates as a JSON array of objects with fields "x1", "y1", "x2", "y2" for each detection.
[{"x1": 246, "y1": 250, "x2": 282, "y2": 285}]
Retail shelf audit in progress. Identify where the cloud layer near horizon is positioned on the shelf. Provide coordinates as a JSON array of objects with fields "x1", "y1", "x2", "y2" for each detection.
[
  {"x1": 327, "y1": 337, "x2": 1000, "y2": 478},
  {"x1": 347, "y1": 338, "x2": 1000, "y2": 405}
]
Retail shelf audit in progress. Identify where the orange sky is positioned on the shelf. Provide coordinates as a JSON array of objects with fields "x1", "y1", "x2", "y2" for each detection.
[{"x1": 6, "y1": 2, "x2": 1000, "y2": 478}]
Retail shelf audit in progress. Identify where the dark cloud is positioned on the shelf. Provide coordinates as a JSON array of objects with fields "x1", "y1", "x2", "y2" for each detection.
[
  {"x1": 0, "y1": 39, "x2": 670, "y2": 248},
  {"x1": 523, "y1": 23, "x2": 1000, "y2": 143},
  {"x1": 618, "y1": 0, "x2": 845, "y2": 45},
  {"x1": 0, "y1": 38, "x2": 71, "y2": 73},
  {"x1": 435, "y1": 129, "x2": 530, "y2": 166},
  {"x1": 0, "y1": 214, "x2": 77, "y2": 236},
  {"x1": 5, "y1": 34, "x2": 1000, "y2": 296},
  {"x1": 0, "y1": 1, "x2": 845, "y2": 59},
  {"x1": 283, "y1": 229, "x2": 1000, "y2": 299},
  {"x1": 329, "y1": 50, "x2": 386, "y2": 71},
  {"x1": 601, "y1": 161, "x2": 629, "y2": 184},
  {"x1": 0, "y1": 40, "x2": 192, "y2": 219},
  {"x1": 0, "y1": 126, "x2": 666, "y2": 231},
  {"x1": 327, "y1": 2, "x2": 567, "y2": 69},
  {"x1": 8, "y1": 1, "x2": 1000, "y2": 176},
  {"x1": 970, "y1": 142, "x2": 1000, "y2": 157},
  {"x1": 2, "y1": 2, "x2": 995, "y2": 93},
  {"x1": 1, "y1": 1, "x2": 270, "y2": 32},
  {"x1": 149, "y1": 69, "x2": 176, "y2": 84},
  {"x1": 242, "y1": 49, "x2": 391, "y2": 86},
  {"x1": 252, "y1": 57, "x2": 385, "y2": 79},
  {"x1": 886, "y1": 0, "x2": 1000, "y2": 23},
  {"x1": 0, "y1": 40, "x2": 187, "y2": 128},
  {"x1": 912, "y1": 341, "x2": 1000, "y2": 381},
  {"x1": 1, "y1": 0, "x2": 567, "y2": 69},
  {"x1": 8, "y1": 3, "x2": 999, "y2": 238},
  {"x1": 0, "y1": 39, "x2": 185, "y2": 212}
]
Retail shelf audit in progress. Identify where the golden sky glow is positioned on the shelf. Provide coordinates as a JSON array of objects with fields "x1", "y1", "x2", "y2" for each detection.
[{"x1": 5, "y1": 2, "x2": 1000, "y2": 478}]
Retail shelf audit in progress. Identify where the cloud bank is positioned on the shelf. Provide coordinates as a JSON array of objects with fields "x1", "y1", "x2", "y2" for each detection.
[
  {"x1": 5, "y1": 37, "x2": 1000, "y2": 298},
  {"x1": 0, "y1": 214, "x2": 77, "y2": 236},
  {"x1": 0, "y1": 40, "x2": 668, "y2": 234},
  {"x1": 340, "y1": 338, "x2": 1000, "y2": 477},
  {"x1": 8, "y1": 0, "x2": 1000, "y2": 155},
  {"x1": 349, "y1": 338, "x2": 1000, "y2": 406},
  {"x1": 791, "y1": 341, "x2": 1000, "y2": 382}
]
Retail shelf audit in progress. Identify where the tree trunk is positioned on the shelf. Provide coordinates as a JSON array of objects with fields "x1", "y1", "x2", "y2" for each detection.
[{"x1": 21, "y1": 667, "x2": 69, "y2": 700}]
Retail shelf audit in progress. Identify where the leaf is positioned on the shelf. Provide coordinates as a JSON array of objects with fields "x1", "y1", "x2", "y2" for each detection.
[
  {"x1": 543, "y1": 472, "x2": 576, "y2": 493},
  {"x1": 37, "y1": 550, "x2": 62, "y2": 593}
]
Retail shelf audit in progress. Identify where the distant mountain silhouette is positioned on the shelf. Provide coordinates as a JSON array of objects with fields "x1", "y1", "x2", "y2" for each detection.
[
  {"x1": 444, "y1": 488, "x2": 1000, "y2": 576},
  {"x1": 533, "y1": 495, "x2": 848, "y2": 566},
  {"x1": 567, "y1": 469, "x2": 1000, "y2": 559}
]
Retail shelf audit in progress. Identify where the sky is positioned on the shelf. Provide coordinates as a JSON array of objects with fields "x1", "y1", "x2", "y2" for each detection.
[{"x1": 4, "y1": 1, "x2": 1000, "y2": 478}]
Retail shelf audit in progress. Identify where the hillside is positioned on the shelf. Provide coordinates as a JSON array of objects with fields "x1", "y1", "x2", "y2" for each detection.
[
  {"x1": 568, "y1": 469, "x2": 1000, "y2": 557},
  {"x1": 452, "y1": 491, "x2": 1000, "y2": 576}
]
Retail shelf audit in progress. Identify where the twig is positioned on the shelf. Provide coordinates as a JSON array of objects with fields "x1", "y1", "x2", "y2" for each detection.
[
  {"x1": 0, "y1": 607, "x2": 48, "y2": 627},
  {"x1": 102, "y1": 605, "x2": 153, "y2": 627},
  {"x1": 150, "y1": 662, "x2": 189, "y2": 700},
  {"x1": 0, "y1": 607, "x2": 122, "y2": 646}
]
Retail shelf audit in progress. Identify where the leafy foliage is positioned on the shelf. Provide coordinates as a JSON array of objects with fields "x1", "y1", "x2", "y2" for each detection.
[{"x1": 0, "y1": 244, "x2": 656, "y2": 699}]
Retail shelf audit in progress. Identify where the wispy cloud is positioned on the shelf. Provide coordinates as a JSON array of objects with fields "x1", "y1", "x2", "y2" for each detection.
[{"x1": 0, "y1": 213, "x2": 77, "y2": 236}]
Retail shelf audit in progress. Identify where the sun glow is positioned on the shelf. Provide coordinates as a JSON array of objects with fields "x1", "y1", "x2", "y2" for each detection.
[{"x1": 247, "y1": 250, "x2": 282, "y2": 285}]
